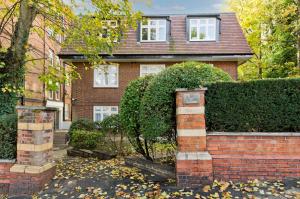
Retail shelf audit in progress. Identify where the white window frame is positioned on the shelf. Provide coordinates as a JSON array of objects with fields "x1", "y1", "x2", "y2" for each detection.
[
  {"x1": 189, "y1": 18, "x2": 217, "y2": 41},
  {"x1": 55, "y1": 83, "x2": 60, "y2": 101},
  {"x1": 140, "y1": 64, "x2": 166, "y2": 77},
  {"x1": 93, "y1": 106, "x2": 118, "y2": 122},
  {"x1": 48, "y1": 49, "x2": 54, "y2": 66},
  {"x1": 93, "y1": 65, "x2": 119, "y2": 88},
  {"x1": 64, "y1": 104, "x2": 70, "y2": 121},
  {"x1": 48, "y1": 90, "x2": 54, "y2": 100},
  {"x1": 140, "y1": 19, "x2": 167, "y2": 42}
]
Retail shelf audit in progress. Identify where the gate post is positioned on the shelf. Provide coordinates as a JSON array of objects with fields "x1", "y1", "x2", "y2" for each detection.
[
  {"x1": 9, "y1": 106, "x2": 56, "y2": 195},
  {"x1": 176, "y1": 88, "x2": 213, "y2": 187}
]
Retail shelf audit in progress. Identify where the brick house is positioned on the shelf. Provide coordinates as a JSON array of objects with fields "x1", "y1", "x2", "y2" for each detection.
[
  {"x1": 59, "y1": 13, "x2": 252, "y2": 122},
  {"x1": 0, "y1": 7, "x2": 72, "y2": 130}
]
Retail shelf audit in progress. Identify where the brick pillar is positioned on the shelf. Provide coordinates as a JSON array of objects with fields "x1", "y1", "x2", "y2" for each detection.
[
  {"x1": 176, "y1": 88, "x2": 213, "y2": 187},
  {"x1": 9, "y1": 106, "x2": 56, "y2": 195}
]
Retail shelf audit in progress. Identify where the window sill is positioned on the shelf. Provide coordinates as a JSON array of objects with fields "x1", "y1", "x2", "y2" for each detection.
[
  {"x1": 139, "y1": 40, "x2": 168, "y2": 43},
  {"x1": 93, "y1": 86, "x2": 119, "y2": 89},
  {"x1": 189, "y1": 40, "x2": 217, "y2": 42}
]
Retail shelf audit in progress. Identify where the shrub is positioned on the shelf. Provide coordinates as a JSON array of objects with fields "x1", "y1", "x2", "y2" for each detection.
[
  {"x1": 140, "y1": 62, "x2": 232, "y2": 140},
  {"x1": 69, "y1": 118, "x2": 97, "y2": 137},
  {"x1": 0, "y1": 114, "x2": 17, "y2": 159},
  {"x1": 120, "y1": 75, "x2": 154, "y2": 160},
  {"x1": 206, "y1": 78, "x2": 300, "y2": 132},
  {"x1": 70, "y1": 130, "x2": 103, "y2": 150},
  {"x1": 98, "y1": 114, "x2": 127, "y2": 155}
]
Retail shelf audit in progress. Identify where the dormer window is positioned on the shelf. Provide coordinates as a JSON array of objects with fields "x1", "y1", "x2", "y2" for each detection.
[
  {"x1": 141, "y1": 19, "x2": 167, "y2": 42},
  {"x1": 189, "y1": 18, "x2": 217, "y2": 41}
]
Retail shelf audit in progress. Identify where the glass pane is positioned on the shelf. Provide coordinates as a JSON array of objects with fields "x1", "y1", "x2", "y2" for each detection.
[
  {"x1": 159, "y1": 27, "x2": 166, "y2": 41},
  {"x1": 150, "y1": 28, "x2": 156, "y2": 40},
  {"x1": 142, "y1": 28, "x2": 148, "y2": 40},
  {"x1": 150, "y1": 20, "x2": 157, "y2": 26},
  {"x1": 111, "y1": 107, "x2": 117, "y2": 112},
  {"x1": 199, "y1": 19, "x2": 206, "y2": 25},
  {"x1": 95, "y1": 113, "x2": 102, "y2": 121},
  {"x1": 103, "y1": 107, "x2": 109, "y2": 112},
  {"x1": 159, "y1": 20, "x2": 166, "y2": 27},
  {"x1": 190, "y1": 19, "x2": 197, "y2": 26},
  {"x1": 109, "y1": 66, "x2": 117, "y2": 73},
  {"x1": 208, "y1": 26, "x2": 216, "y2": 40},
  {"x1": 191, "y1": 27, "x2": 197, "y2": 40},
  {"x1": 208, "y1": 18, "x2": 215, "y2": 25},
  {"x1": 199, "y1": 26, "x2": 206, "y2": 40}
]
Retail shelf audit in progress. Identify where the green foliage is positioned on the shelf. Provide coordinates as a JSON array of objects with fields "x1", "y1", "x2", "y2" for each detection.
[
  {"x1": 140, "y1": 62, "x2": 233, "y2": 140},
  {"x1": 70, "y1": 130, "x2": 103, "y2": 150},
  {"x1": 228, "y1": 0, "x2": 299, "y2": 80},
  {"x1": 69, "y1": 119, "x2": 97, "y2": 137},
  {"x1": 206, "y1": 78, "x2": 300, "y2": 132},
  {"x1": 0, "y1": 114, "x2": 17, "y2": 159},
  {"x1": 0, "y1": 92, "x2": 18, "y2": 116},
  {"x1": 120, "y1": 75, "x2": 154, "y2": 160},
  {"x1": 98, "y1": 114, "x2": 122, "y2": 135}
]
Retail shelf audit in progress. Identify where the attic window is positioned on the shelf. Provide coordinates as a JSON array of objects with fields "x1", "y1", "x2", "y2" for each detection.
[
  {"x1": 141, "y1": 19, "x2": 167, "y2": 42},
  {"x1": 189, "y1": 18, "x2": 217, "y2": 41}
]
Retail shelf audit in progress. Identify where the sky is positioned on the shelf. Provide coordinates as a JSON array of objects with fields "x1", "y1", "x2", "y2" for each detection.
[
  {"x1": 68, "y1": 0, "x2": 228, "y2": 15},
  {"x1": 132, "y1": 0, "x2": 228, "y2": 15}
]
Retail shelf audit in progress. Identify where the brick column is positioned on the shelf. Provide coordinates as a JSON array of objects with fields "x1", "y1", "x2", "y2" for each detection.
[
  {"x1": 176, "y1": 88, "x2": 213, "y2": 187},
  {"x1": 9, "y1": 106, "x2": 56, "y2": 195}
]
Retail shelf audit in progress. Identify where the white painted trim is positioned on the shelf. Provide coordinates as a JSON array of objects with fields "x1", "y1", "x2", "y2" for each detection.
[
  {"x1": 177, "y1": 129, "x2": 206, "y2": 137},
  {"x1": 176, "y1": 107, "x2": 204, "y2": 115},
  {"x1": 46, "y1": 100, "x2": 64, "y2": 108},
  {"x1": 176, "y1": 152, "x2": 212, "y2": 160}
]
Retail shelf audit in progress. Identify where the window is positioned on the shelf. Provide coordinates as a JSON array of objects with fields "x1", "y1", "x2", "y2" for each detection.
[
  {"x1": 48, "y1": 90, "x2": 54, "y2": 100},
  {"x1": 93, "y1": 106, "x2": 118, "y2": 122},
  {"x1": 55, "y1": 56, "x2": 60, "y2": 67},
  {"x1": 141, "y1": 19, "x2": 167, "y2": 42},
  {"x1": 140, "y1": 64, "x2": 165, "y2": 77},
  {"x1": 55, "y1": 83, "x2": 60, "y2": 101},
  {"x1": 48, "y1": 49, "x2": 54, "y2": 65},
  {"x1": 64, "y1": 104, "x2": 70, "y2": 120},
  {"x1": 94, "y1": 65, "x2": 119, "y2": 87},
  {"x1": 189, "y1": 18, "x2": 216, "y2": 41}
]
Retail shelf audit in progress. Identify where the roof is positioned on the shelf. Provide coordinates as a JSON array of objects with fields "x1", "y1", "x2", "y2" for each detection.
[{"x1": 59, "y1": 13, "x2": 252, "y2": 57}]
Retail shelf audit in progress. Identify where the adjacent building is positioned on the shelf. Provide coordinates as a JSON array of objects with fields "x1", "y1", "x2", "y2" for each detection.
[{"x1": 59, "y1": 13, "x2": 252, "y2": 122}]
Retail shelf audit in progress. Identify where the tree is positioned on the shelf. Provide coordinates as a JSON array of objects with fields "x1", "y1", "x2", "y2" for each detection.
[
  {"x1": 0, "y1": 0, "x2": 141, "y2": 115},
  {"x1": 227, "y1": 0, "x2": 299, "y2": 80}
]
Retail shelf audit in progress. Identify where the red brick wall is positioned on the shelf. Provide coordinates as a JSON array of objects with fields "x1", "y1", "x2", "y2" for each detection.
[
  {"x1": 207, "y1": 134, "x2": 300, "y2": 181},
  {"x1": 72, "y1": 61, "x2": 237, "y2": 120}
]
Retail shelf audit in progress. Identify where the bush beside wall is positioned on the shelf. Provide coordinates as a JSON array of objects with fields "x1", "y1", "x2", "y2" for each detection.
[
  {"x1": 206, "y1": 78, "x2": 300, "y2": 132},
  {"x1": 0, "y1": 114, "x2": 17, "y2": 159}
]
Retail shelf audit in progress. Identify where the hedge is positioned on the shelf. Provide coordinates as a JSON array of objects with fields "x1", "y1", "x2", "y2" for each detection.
[
  {"x1": 140, "y1": 62, "x2": 233, "y2": 139},
  {"x1": 0, "y1": 114, "x2": 17, "y2": 159},
  {"x1": 206, "y1": 78, "x2": 300, "y2": 132},
  {"x1": 70, "y1": 130, "x2": 103, "y2": 150}
]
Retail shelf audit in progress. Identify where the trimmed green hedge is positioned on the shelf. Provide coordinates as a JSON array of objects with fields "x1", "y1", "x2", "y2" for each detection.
[
  {"x1": 0, "y1": 114, "x2": 17, "y2": 159},
  {"x1": 206, "y1": 78, "x2": 300, "y2": 132},
  {"x1": 70, "y1": 130, "x2": 103, "y2": 150}
]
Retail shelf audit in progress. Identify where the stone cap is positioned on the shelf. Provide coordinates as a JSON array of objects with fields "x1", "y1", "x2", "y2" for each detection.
[
  {"x1": 16, "y1": 106, "x2": 58, "y2": 111},
  {"x1": 176, "y1": 88, "x2": 208, "y2": 92},
  {"x1": 0, "y1": 159, "x2": 16, "y2": 163},
  {"x1": 208, "y1": 132, "x2": 300, "y2": 137}
]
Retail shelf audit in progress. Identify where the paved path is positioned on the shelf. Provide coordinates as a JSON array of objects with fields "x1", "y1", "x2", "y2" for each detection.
[{"x1": 35, "y1": 156, "x2": 300, "y2": 199}]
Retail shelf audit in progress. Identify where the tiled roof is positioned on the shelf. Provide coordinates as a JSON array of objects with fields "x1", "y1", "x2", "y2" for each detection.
[{"x1": 59, "y1": 13, "x2": 252, "y2": 56}]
